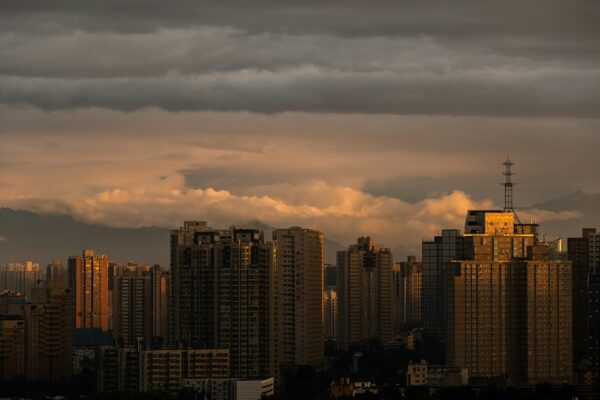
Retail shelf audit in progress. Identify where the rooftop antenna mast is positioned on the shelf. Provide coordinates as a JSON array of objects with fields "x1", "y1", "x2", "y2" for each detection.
[{"x1": 502, "y1": 155, "x2": 521, "y2": 224}]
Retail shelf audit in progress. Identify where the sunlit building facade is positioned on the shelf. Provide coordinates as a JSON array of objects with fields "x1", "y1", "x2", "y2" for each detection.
[
  {"x1": 273, "y1": 227, "x2": 324, "y2": 368},
  {"x1": 68, "y1": 249, "x2": 110, "y2": 331},
  {"x1": 447, "y1": 210, "x2": 572, "y2": 384}
]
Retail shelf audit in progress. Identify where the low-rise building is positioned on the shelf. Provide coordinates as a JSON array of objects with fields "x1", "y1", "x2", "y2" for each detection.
[
  {"x1": 407, "y1": 360, "x2": 468, "y2": 387},
  {"x1": 97, "y1": 346, "x2": 230, "y2": 393},
  {"x1": 183, "y1": 377, "x2": 274, "y2": 400},
  {"x1": 407, "y1": 360, "x2": 428, "y2": 386}
]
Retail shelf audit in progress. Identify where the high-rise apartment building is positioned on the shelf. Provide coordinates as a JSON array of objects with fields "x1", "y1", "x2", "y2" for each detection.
[
  {"x1": 68, "y1": 249, "x2": 110, "y2": 331},
  {"x1": 171, "y1": 221, "x2": 278, "y2": 379},
  {"x1": 0, "y1": 315, "x2": 25, "y2": 380},
  {"x1": 567, "y1": 228, "x2": 596, "y2": 370},
  {"x1": 0, "y1": 261, "x2": 42, "y2": 299},
  {"x1": 337, "y1": 237, "x2": 393, "y2": 346},
  {"x1": 113, "y1": 263, "x2": 152, "y2": 346},
  {"x1": 273, "y1": 227, "x2": 324, "y2": 368},
  {"x1": 446, "y1": 210, "x2": 571, "y2": 384},
  {"x1": 392, "y1": 262, "x2": 403, "y2": 336},
  {"x1": 588, "y1": 232, "x2": 600, "y2": 371},
  {"x1": 152, "y1": 265, "x2": 170, "y2": 343},
  {"x1": 422, "y1": 230, "x2": 461, "y2": 339},
  {"x1": 112, "y1": 263, "x2": 170, "y2": 346},
  {"x1": 324, "y1": 264, "x2": 337, "y2": 289},
  {"x1": 589, "y1": 273, "x2": 600, "y2": 372},
  {"x1": 521, "y1": 246, "x2": 572, "y2": 384},
  {"x1": 170, "y1": 220, "x2": 211, "y2": 345},
  {"x1": 394, "y1": 256, "x2": 423, "y2": 329},
  {"x1": 590, "y1": 232, "x2": 600, "y2": 274},
  {"x1": 25, "y1": 284, "x2": 72, "y2": 381},
  {"x1": 46, "y1": 260, "x2": 66, "y2": 288}
]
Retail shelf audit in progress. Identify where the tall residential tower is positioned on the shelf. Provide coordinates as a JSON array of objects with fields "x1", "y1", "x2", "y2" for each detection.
[
  {"x1": 337, "y1": 237, "x2": 393, "y2": 346},
  {"x1": 273, "y1": 227, "x2": 324, "y2": 368},
  {"x1": 68, "y1": 249, "x2": 109, "y2": 331},
  {"x1": 170, "y1": 222, "x2": 278, "y2": 379}
]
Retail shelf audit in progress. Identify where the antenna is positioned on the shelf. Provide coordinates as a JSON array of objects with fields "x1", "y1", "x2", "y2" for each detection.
[
  {"x1": 502, "y1": 155, "x2": 514, "y2": 212},
  {"x1": 502, "y1": 155, "x2": 522, "y2": 224}
]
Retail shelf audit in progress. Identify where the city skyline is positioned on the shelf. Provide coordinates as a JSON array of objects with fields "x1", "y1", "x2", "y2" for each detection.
[
  {"x1": 1, "y1": 2, "x2": 599, "y2": 398},
  {"x1": 1, "y1": 213, "x2": 599, "y2": 396}
]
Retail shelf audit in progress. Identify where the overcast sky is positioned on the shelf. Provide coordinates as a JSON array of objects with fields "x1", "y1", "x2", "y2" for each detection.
[{"x1": 1, "y1": 1, "x2": 599, "y2": 254}]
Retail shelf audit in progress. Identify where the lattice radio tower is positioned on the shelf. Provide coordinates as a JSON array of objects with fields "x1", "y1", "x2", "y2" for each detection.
[
  {"x1": 503, "y1": 156, "x2": 514, "y2": 212},
  {"x1": 502, "y1": 155, "x2": 521, "y2": 223}
]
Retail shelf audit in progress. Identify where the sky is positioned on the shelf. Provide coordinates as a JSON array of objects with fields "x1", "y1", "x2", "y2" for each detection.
[{"x1": 1, "y1": 1, "x2": 599, "y2": 255}]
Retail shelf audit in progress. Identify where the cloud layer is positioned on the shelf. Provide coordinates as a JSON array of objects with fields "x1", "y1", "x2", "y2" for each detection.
[
  {"x1": 0, "y1": 1, "x2": 598, "y2": 258},
  {"x1": 1, "y1": 174, "x2": 577, "y2": 255},
  {"x1": 0, "y1": 108, "x2": 590, "y2": 255},
  {"x1": 0, "y1": 2, "x2": 599, "y2": 116}
]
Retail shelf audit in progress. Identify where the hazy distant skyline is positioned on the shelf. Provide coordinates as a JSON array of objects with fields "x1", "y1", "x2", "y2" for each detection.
[{"x1": 1, "y1": 1, "x2": 599, "y2": 253}]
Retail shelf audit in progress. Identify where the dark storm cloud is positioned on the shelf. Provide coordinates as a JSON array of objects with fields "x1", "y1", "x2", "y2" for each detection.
[
  {"x1": 2, "y1": 66, "x2": 599, "y2": 117},
  {"x1": 2, "y1": 0, "x2": 600, "y2": 40},
  {"x1": 0, "y1": 1, "x2": 599, "y2": 116}
]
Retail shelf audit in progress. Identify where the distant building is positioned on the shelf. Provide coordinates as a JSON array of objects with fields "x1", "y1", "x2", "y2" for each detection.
[
  {"x1": 393, "y1": 256, "x2": 422, "y2": 332},
  {"x1": 171, "y1": 221, "x2": 278, "y2": 379},
  {"x1": 324, "y1": 264, "x2": 337, "y2": 289},
  {"x1": 152, "y1": 265, "x2": 170, "y2": 344},
  {"x1": 112, "y1": 263, "x2": 152, "y2": 346},
  {"x1": 68, "y1": 249, "x2": 110, "y2": 331},
  {"x1": 273, "y1": 227, "x2": 324, "y2": 368},
  {"x1": 0, "y1": 290, "x2": 25, "y2": 314},
  {"x1": 337, "y1": 237, "x2": 393, "y2": 346},
  {"x1": 112, "y1": 263, "x2": 169, "y2": 346},
  {"x1": 0, "y1": 261, "x2": 42, "y2": 299},
  {"x1": 46, "y1": 260, "x2": 66, "y2": 288},
  {"x1": 323, "y1": 288, "x2": 337, "y2": 340}
]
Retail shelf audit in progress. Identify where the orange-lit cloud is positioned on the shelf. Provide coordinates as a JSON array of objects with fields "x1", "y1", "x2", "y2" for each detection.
[
  {"x1": 0, "y1": 107, "x2": 594, "y2": 254},
  {"x1": 1, "y1": 173, "x2": 580, "y2": 255}
]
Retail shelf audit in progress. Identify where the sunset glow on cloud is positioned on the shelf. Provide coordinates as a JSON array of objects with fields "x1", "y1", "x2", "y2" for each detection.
[{"x1": 1, "y1": 1, "x2": 599, "y2": 258}]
